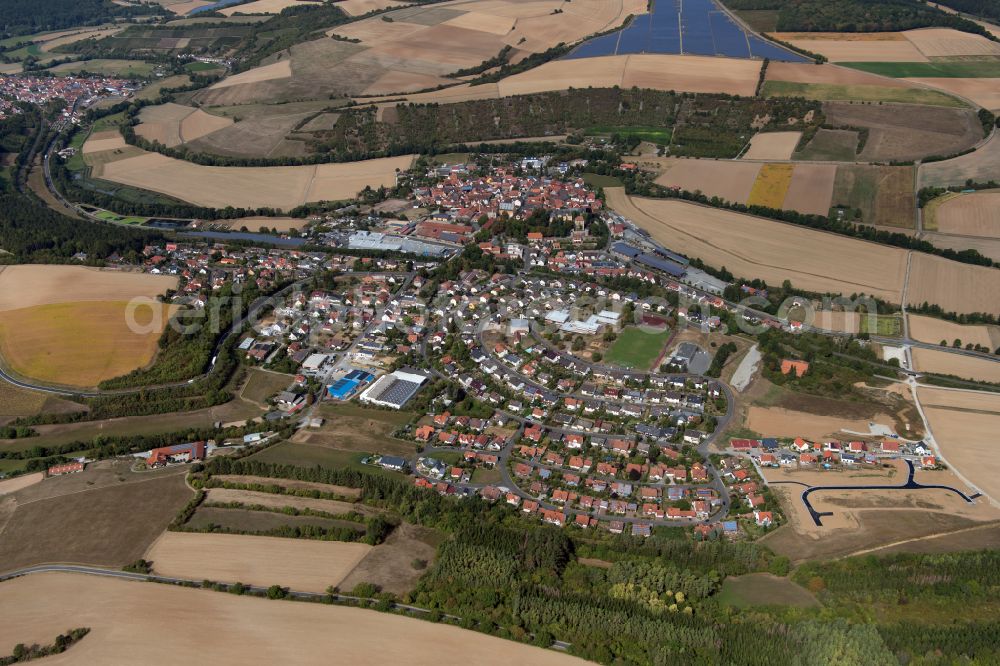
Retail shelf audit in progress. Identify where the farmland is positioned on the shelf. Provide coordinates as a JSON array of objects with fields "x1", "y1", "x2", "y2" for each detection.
[
  {"x1": 742, "y1": 132, "x2": 801, "y2": 160},
  {"x1": 918, "y1": 386, "x2": 1000, "y2": 503},
  {"x1": 747, "y1": 164, "x2": 794, "y2": 209},
  {"x1": 772, "y1": 28, "x2": 1000, "y2": 62},
  {"x1": 793, "y1": 129, "x2": 860, "y2": 161},
  {"x1": 92, "y1": 149, "x2": 414, "y2": 210},
  {"x1": 920, "y1": 132, "x2": 1000, "y2": 188},
  {"x1": 0, "y1": 265, "x2": 176, "y2": 311},
  {"x1": 0, "y1": 300, "x2": 176, "y2": 388},
  {"x1": 145, "y1": 532, "x2": 373, "y2": 593},
  {"x1": 823, "y1": 102, "x2": 983, "y2": 163},
  {"x1": 912, "y1": 348, "x2": 1000, "y2": 382},
  {"x1": 844, "y1": 60, "x2": 1000, "y2": 78},
  {"x1": 0, "y1": 463, "x2": 192, "y2": 573},
  {"x1": 0, "y1": 573, "x2": 589, "y2": 665},
  {"x1": 604, "y1": 326, "x2": 671, "y2": 370},
  {"x1": 0, "y1": 382, "x2": 84, "y2": 426},
  {"x1": 928, "y1": 191, "x2": 1000, "y2": 237},
  {"x1": 906, "y1": 252, "x2": 1000, "y2": 315},
  {"x1": 903, "y1": 77, "x2": 1000, "y2": 112},
  {"x1": 746, "y1": 405, "x2": 902, "y2": 441},
  {"x1": 605, "y1": 188, "x2": 907, "y2": 302},
  {"x1": 134, "y1": 102, "x2": 233, "y2": 148},
  {"x1": 44, "y1": 59, "x2": 155, "y2": 77},
  {"x1": 760, "y1": 80, "x2": 965, "y2": 107},
  {"x1": 907, "y1": 313, "x2": 1000, "y2": 348},
  {"x1": 831, "y1": 165, "x2": 916, "y2": 228},
  {"x1": 240, "y1": 368, "x2": 294, "y2": 405}
]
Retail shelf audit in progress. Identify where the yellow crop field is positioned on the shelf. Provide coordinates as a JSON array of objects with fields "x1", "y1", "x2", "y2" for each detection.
[
  {"x1": 747, "y1": 163, "x2": 794, "y2": 209},
  {"x1": 0, "y1": 300, "x2": 174, "y2": 388}
]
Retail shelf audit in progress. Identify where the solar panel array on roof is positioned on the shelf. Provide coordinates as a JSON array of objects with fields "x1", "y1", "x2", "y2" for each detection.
[
  {"x1": 372, "y1": 377, "x2": 423, "y2": 408},
  {"x1": 654, "y1": 247, "x2": 690, "y2": 266},
  {"x1": 637, "y1": 253, "x2": 687, "y2": 277},
  {"x1": 565, "y1": 0, "x2": 807, "y2": 62},
  {"x1": 328, "y1": 378, "x2": 360, "y2": 400},
  {"x1": 345, "y1": 369, "x2": 374, "y2": 382},
  {"x1": 611, "y1": 242, "x2": 642, "y2": 258}
]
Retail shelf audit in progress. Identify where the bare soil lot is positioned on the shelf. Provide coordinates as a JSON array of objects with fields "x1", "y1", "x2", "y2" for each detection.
[
  {"x1": 824, "y1": 102, "x2": 982, "y2": 163},
  {"x1": 606, "y1": 189, "x2": 907, "y2": 302},
  {"x1": 0, "y1": 463, "x2": 191, "y2": 573},
  {"x1": 743, "y1": 131, "x2": 801, "y2": 160},
  {"x1": 145, "y1": 531, "x2": 372, "y2": 593},
  {"x1": 747, "y1": 406, "x2": 900, "y2": 442},
  {"x1": 338, "y1": 521, "x2": 440, "y2": 595},
  {"x1": 0, "y1": 573, "x2": 589, "y2": 665},
  {"x1": 906, "y1": 251, "x2": 1000, "y2": 315},
  {"x1": 907, "y1": 313, "x2": 1000, "y2": 348},
  {"x1": 0, "y1": 265, "x2": 176, "y2": 312},
  {"x1": 97, "y1": 150, "x2": 413, "y2": 210}
]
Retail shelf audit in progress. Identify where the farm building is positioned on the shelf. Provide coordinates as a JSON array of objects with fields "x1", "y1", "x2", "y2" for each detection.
[
  {"x1": 359, "y1": 369, "x2": 429, "y2": 409},
  {"x1": 147, "y1": 442, "x2": 206, "y2": 468},
  {"x1": 47, "y1": 461, "x2": 84, "y2": 476}
]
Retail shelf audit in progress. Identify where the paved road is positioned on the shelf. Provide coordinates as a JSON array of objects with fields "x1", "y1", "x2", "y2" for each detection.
[{"x1": 771, "y1": 459, "x2": 979, "y2": 526}]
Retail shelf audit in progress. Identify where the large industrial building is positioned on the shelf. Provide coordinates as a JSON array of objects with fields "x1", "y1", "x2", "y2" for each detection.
[{"x1": 359, "y1": 369, "x2": 430, "y2": 409}]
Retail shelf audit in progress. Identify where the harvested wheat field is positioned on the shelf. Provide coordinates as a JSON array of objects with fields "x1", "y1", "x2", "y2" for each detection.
[
  {"x1": 0, "y1": 473, "x2": 42, "y2": 496},
  {"x1": 0, "y1": 300, "x2": 176, "y2": 387},
  {"x1": 906, "y1": 77, "x2": 1000, "y2": 111},
  {"x1": 919, "y1": 386, "x2": 1000, "y2": 503},
  {"x1": 606, "y1": 189, "x2": 907, "y2": 301},
  {"x1": 782, "y1": 163, "x2": 837, "y2": 216},
  {"x1": 903, "y1": 27, "x2": 1000, "y2": 57},
  {"x1": 908, "y1": 313, "x2": 1000, "y2": 348},
  {"x1": 743, "y1": 132, "x2": 801, "y2": 160},
  {"x1": 0, "y1": 265, "x2": 176, "y2": 311},
  {"x1": 217, "y1": 216, "x2": 307, "y2": 232},
  {"x1": 812, "y1": 310, "x2": 861, "y2": 334},
  {"x1": 0, "y1": 573, "x2": 588, "y2": 666},
  {"x1": 770, "y1": 32, "x2": 928, "y2": 62},
  {"x1": 654, "y1": 159, "x2": 761, "y2": 204},
  {"x1": 97, "y1": 150, "x2": 413, "y2": 209},
  {"x1": 748, "y1": 163, "x2": 795, "y2": 209},
  {"x1": 221, "y1": 0, "x2": 320, "y2": 14},
  {"x1": 145, "y1": 532, "x2": 372, "y2": 593},
  {"x1": 920, "y1": 129, "x2": 1000, "y2": 188},
  {"x1": 82, "y1": 130, "x2": 127, "y2": 154},
  {"x1": 906, "y1": 252, "x2": 1000, "y2": 315},
  {"x1": 499, "y1": 54, "x2": 761, "y2": 97},
  {"x1": 135, "y1": 102, "x2": 233, "y2": 147},
  {"x1": 211, "y1": 59, "x2": 292, "y2": 90},
  {"x1": 912, "y1": 348, "x2": 1000, "y2": 382},
  {"x1": 747, "y1": 406, "x2": 898, "y2": 441},
  {"x1": 932, "y1": 192, "x2": 1000, "y2": 238},
  {"x1": 35, "y1": 26, "x2": 124, "y2": 51}
]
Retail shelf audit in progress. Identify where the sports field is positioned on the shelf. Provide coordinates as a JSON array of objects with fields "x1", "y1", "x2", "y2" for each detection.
[
  {"x1": 0, "y1": 573, "x2": 589, "y2": 665},
  {"x1": 606, "y1": 188, "x2": 908, "y2": 302},
  {"x1": 604, "y1": 326, "x2": 671, "y2": 370}
]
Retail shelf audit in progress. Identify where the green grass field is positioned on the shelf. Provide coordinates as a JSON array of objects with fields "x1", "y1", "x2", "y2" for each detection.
[
  {"x1": 240, "y1": 368, "x2": 293, "y2": 404},
  {"x1": 250, "y1": 441, "x2": 397, "y2": 477},
  {"x1": 93, "y1": 210, "x2": 147, "y2": 225},
  {"x1": 604, "y1": 327, "x2": 671, "y2": 370},
  {"x1": 761, "y1": 81, "x2": 967, "y2": 108},
  {"x1": 582, "y1": 172, "x2": 624, "y2": 188},
  {"x1": 184, "y1": 61, "x2": 223, "y2": 73},
  {"x1": 843, "y1": 61, "x2": 1000, "y2": 78},
  {"x1": 718, "y1": 574, "x2": 818, "y2": 609},
  {"x1": 46, "y1": 59, "x2": 154, "y2": 78},
  {"x1": 860, "y1": 314, "x2": 903, "y2": 337},
  {"x1": 585, "y1": 125, "x2": 672, "y2": 143}
]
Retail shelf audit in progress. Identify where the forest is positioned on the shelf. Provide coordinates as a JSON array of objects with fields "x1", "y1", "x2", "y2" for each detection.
[
  {"x1": 934, "y1": 0, "x2": 1000, "y2": 21},
  {"x1": 723, "y1": 0, "x2": 994, "y2": 36},
  {"x1": 0, "y1": 0, "x2": 160, "y2": 38}
]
